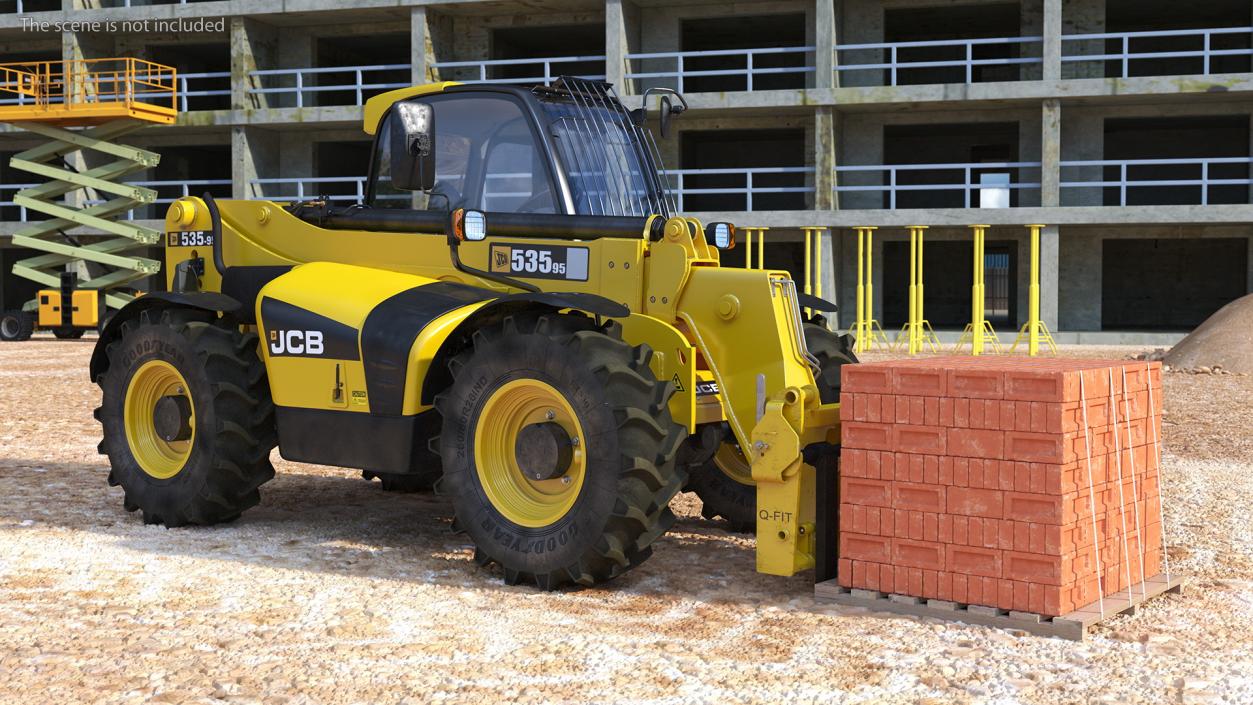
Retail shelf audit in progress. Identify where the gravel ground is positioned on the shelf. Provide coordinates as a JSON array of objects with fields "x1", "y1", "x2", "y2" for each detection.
[{"x1": 2, "y1": 338, "x2": 1251, "y2": 704}]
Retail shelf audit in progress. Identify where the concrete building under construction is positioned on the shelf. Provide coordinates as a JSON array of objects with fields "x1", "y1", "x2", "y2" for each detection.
[{"x1": 2, "y1": 0, "x2": 1251, "y2": 343}]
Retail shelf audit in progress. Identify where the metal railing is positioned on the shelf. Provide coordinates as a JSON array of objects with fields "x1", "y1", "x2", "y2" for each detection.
[
  {"x1": 1060, "y1": 157, "x2": 1253, "y2": 206},
  {"x1": 835, "y1": 162, "x2": 1042, "y2": 209},
  {"x1": 248, "y1": 64, "x2": 411, "y2": 108},
  {"x1": 670, "y1": 167, "x2": 814, "y2": 211},
  {"x1": 836, "y1": 36, "x2": 1043, "y2": 86},
  {"x1": 7, "y1": 0, "x2": 199, "y2": 11},
  {"x1": 1061, "y1": 26, "x2": 1253, "y2": 78},
  {"x1": 177, "y1": 71, "x2": 231, "y2": 111},
  {"x1": 626, "y1": 46, "x2": 816, "y2": 92},
  {"x1": 431, "y1": 56, "x2": 606, "y2": 85}
]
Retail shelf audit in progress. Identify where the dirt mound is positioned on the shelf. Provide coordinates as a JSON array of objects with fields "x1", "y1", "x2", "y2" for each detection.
[{"x1": 1165, "y1": 293, "x2": 1253, "y2": 374}]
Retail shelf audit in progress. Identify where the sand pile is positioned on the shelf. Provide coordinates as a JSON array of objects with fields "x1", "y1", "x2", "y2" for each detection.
[{"x1": 1164, "y1": 293, "x2": 1253, "y2": 375}]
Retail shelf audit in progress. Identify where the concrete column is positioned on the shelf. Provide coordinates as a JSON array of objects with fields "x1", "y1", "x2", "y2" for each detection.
[
  {"x1": 232, "y1": 127, "x2": 278, "y2": 201},
  {"x1": 815, "y1": 107, "x2": 836, "y2": 211},
  {"x1": 821, "y1": 230, "x2": 839, "y2": 329},
  {"x1": 1042, "y1": 0, "x2": 1062, "y2": 81},
  {"x1": 1041, "y1": 99, "x2": 1062, "y2": 207},
  {"x1": 411, "y1": 7, "x2": 430, "y2": 85},
  {"x1": 1040, "y1": 224, "x2": 1060, "y2": 332},
  {"x1": 606, "y1": 0, "x2": 640, "y2": 94},
  {"x1": 815, "y1": 0, "x2": 836, "y2": 90},
  {"x1": 231, "y1": 17, "x2": 277, "y2": 111}
]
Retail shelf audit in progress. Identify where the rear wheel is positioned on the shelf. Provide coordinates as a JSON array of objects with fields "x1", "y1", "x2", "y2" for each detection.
[
  {"x1": 0, "y1": 310, "x2": 33, "y2": 342},
  {"x1": 686, "y1": 322, "x2": 857, "y2": 532},
  {"x1": 96, "y1": 309, "x2": 277, "y2": 526},
  {"x1": 436, "y1": 313, "x2": 686, "y2": 589}
]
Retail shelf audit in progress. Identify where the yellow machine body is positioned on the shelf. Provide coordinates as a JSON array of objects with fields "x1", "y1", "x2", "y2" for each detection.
[
  {"x1": 156, "y1": 82, "x2": 841, "y2": 578},
  {"x1": 37, "y1": 287, "x2": 100, "y2": 329}
]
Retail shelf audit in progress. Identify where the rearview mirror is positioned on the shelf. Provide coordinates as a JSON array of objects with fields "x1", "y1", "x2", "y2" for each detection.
[
  {"x1": 709, "y1": 222, "x2": 735, "y2": 250},
  {"x1": 389, "y1": 102, "x2": 435, "y2": 192}
]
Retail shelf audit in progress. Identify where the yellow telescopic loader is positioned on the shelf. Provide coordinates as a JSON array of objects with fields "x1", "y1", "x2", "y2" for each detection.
[{"x1": 92, "y1": 78, "x2": 855, "y2": 589}]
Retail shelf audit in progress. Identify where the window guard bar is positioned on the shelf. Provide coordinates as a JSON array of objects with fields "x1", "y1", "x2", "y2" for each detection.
[
  {"x1": 668, "y1": 167, "x2": 815, "y2": 211},
  {"x1": 1061, "y1": 26, "x2": 1253, "y2": 78},
  {"x1": 248, "y1": 64, "x2": 412, "y2": 108},
  {"x1": 625, "y1": 46, "x2": 816, "y2": 93},
  {"x1": 431, "y1": 55, "x2": 607, "y2": 85},
  {"x1": 836, "y1": 162, "x2": 1042, "y2": 209},
  {"x1": 836, "y1": 36, "x2": 1043, "y2": 86}
]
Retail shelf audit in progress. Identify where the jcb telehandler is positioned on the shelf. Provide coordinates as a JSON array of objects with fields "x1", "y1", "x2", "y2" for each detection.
[{"x1": 91, "y1": 78, "x2": 855, "y2": 588}]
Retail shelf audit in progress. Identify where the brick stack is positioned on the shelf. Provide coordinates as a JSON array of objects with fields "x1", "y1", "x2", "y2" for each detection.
[{"x1": 836, "y1": 356, "x2": 1164, "y2": 618}]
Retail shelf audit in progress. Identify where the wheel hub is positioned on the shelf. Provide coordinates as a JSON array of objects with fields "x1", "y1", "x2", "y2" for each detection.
[
  {"x1": 152, "y1": 394, "x2": 193, "y2": 442},
  {"x1": 514, "y1": 421, "x2": 573, "y2": 481}
]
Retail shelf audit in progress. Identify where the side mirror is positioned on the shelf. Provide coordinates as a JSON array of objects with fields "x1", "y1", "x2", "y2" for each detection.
[
  {"x1": 709, "y1": 222, "x2": 735, "y2": 250},
  {"x1": 389, "y1": 102, "x2": 435, "y2": 192}
]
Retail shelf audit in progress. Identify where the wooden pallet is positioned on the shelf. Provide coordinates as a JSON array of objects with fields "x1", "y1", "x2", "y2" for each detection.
[{"x1": 814, "y1": 573, "x2": 1186, "y2": 641}]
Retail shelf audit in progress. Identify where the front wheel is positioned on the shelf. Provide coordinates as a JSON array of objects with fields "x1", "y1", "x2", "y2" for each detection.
[
  {"x1": 96, "y1": 309, "x2": 277, "y2": 526},
  {"x1": 0, "y1": 310, "x2": 33, "y2": 342},
  {"x1": 436, "y1": 313, "x2": 687, "y2": 590},
  {"x1": 686, "y1": 322, "x2": 857, "y2": 532}
]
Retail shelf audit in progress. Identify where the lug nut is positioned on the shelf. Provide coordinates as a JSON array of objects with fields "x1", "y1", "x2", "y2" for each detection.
[
  {"x1": 561, "y1": 476, "x2": 572, "y2": 485},
  {"x1": 545, "y1": 410, "x2": 555, "y2": 420}
]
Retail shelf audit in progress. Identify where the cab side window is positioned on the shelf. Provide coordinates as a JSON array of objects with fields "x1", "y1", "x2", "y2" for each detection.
[{"x1": 371, "y1": 93, "x2": 558, "y2": 215}]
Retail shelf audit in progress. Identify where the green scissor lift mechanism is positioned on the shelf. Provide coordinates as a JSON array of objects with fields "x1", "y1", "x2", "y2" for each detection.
[{"x1": 0, "y1": 58, "x2": 177, "y2": 341}]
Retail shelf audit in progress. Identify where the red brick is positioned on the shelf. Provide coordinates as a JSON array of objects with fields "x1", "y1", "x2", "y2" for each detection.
[
  {"x1": 893, "y1": 538, "x2": 946, "y2": 570},
  {"x1": 936, "y1": 571, "x2": 952, "y2": 601},
  {"x1": 999, "y1": 400, "x2": 1017, "y2": 430},
  {"x1": 938, "y1": 514, "x2": 953, "y2": 543},
  {"x1": 998, "y1": 519, "x2": 1016, "y2": 550},
  {"x1": 842, "y1": 365, "x2": 892, "y2": 394},
  {"x1": 864, "y1": 450, "x2": 881, "y2": 480},
  {"x1": 880, "y1": 564, "x2": 895, "y2": 593},
  {"x1": 841, "y1": 533, "x2": 891, "y2": 563},
  {"x1": 1013, "y1": 580, "x2": 1031, "y2": 612},
  {"x1": 952, "y1": 516, "x2": 968, "y2": 545},
  {"x1": 842, "y1": 448, "x2": 865, "y2": 478},
  {"x1": 895, "y1": 425, "x2": 947, "y2": 455},
  {"x1": 939, "y1": 398, "x2": 955, "y2": 427},
  {"x1": 1004, "y1": 369, "x2": 1070, "y2": 402},
  {"x1": 923, "y1": 512, "x2": 938, "y2": 542},
  {"x1": 924, "y1": 397, "x2": 939, "y2": 426},
  {"x1": 983, "y1": 399, "x2": 1001, "y2": 430},
  {"x1": 881, "y1": 452, "x2": 896, "y2": 482},
  {"x1": 1015, "y1": 401, "x2": 1032, "y2": 432},
  {"x1": 894, "y1": 482, "x2": 946, "y2": 512},
  {"x1": 924, "y1": 570, "x2": 940, "y2": 599},
  {"x1": 841, "y1": 478, "x2": 892, "y2": 508},
  {"x1": 1014, "y1": 521, "x2": 1031, "y2": 552},
  {"x1": 908, "y1": 511, "x2": 924, "y2": 540},
  {"x1": 948, "y1": 368, "x2": 1005, "y2": 399},
  {"x1": 865, "y1": 561, "x2": 880, "y2": 591},
  {"x1": 908, "y1": 568, "x2": 924, "y2": 596},
  {"x1": 947, "y1": 487, "x2": 1004, "y2": 518},
  {"x1": 837, "y1": 558, "x2": 853, "y2": 587},
  {"x1": 1005, "y1": 431, "x2": 1069, "y2": 463},
  {"x1": 1005, "y1": 551, "x2": 1073, "y2": 587},
  {"x1": 952, "y1": 573, "x2": 969, "y2": 603},
  {"x1": 909, "y1": 397, "x2": 925, "y2": 425},
  {"x1": 970, "y1": 399, "x2": 986, "y2": 429},
  {"x1": 1005, "y1": 492, "x2": 1065, "y2": 525},
  {"x1": 893, "y1": 367, "x2": 947, "y2": 396},
  {"x1": 953, "y1": 457, "x2": 970, "y2": 487},
  {"x1": 842, "y1": 421, "x2": 894, "y2": 451},
  {"x1": 908, "y1": 454, "x2": 925, "y2": 483},
  {"x1": 939, "y1": 457, "x2": 953, "y2": 485},
  {"x1": 947, "y1": 545, "x2": 1002, "y2": 578},
  {"x1": 998, "y1": 579, "x2": 1015, "y2": 610},
  {"x1": 865, "y1": 393, "x2": 882, "y2": 423},
  {"x1": 895, "y1": 396, "x2": 910, "y2": 424},
  {"x1": 924, "y1": 456, "x2": 940, "y2": 485},
  {"x1": 953, "y1": 398, "x2": 970, "y2": 427},
  {"x1": 840, "y1": 393, "x2": 854, "y2": 421}
]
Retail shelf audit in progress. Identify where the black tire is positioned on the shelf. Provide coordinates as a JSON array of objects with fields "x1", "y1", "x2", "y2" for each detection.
[
  {"x1": 0, "y1": 310, "x2": 33, "y2": 342},
  {"x1": 95, "y1": 309, "x2": 277, "y2": 526},
  {"x1": 54, "y1": 327, "x2": 85, "y2": 340},
  {"x1": 686, "y1": 322, "x2": 857, "y2": 532},
  {"x1": 98, "y1": 310, "x2": 116, "y2": 335},
  {"x1": 436, "y1": 312, "x2": 687, "y2": 590}
]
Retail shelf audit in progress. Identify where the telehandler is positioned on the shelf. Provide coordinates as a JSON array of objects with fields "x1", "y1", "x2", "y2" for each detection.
[{"x1": 91, "y1": 78, "x2": 855, "y2": 588}]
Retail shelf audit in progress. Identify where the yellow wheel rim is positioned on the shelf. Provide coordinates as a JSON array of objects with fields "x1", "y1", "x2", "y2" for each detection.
[
  {"x1": 124, "y1": 360, "x2": 195, "y2": 480},
  {"x1": 474, "y1": 379, "x2": 586, "y2": 528},
  {"x1": 713, "y1": 442, "x2": 755, "y2": 486}
]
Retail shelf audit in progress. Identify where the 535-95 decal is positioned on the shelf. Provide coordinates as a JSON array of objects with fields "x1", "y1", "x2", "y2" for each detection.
[
  {"x1": 169, "y1": 230, "x2": 214, "y2": 248},
  {"x1": 489, "y1": 243, "x2": 589, "y2": 282}
]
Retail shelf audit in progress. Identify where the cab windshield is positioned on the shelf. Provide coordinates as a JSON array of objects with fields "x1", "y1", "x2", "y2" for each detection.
[{"x1": 539, "y1": 94, "x2": 674, "y2": 218}]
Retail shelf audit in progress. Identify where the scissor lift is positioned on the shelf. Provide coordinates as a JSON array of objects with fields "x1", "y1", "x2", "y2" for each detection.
[{"x1": 0, "y1": 58, "x2": 177, "y2": 340}]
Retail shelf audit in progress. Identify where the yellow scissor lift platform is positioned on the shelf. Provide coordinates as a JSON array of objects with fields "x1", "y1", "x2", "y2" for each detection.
[{"x1": 0, "y1": 58, "x2": 176, "y2": 341}]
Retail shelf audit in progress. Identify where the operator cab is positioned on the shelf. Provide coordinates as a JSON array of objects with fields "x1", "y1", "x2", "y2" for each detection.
[{"x1": 365, "y1": 78, "x2": 681, "y2": 220}]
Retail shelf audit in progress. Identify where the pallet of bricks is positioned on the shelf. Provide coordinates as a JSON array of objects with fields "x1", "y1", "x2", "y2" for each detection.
[{"x1": 816, "y1": 356, "x2": 1184, "y2": 639}]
